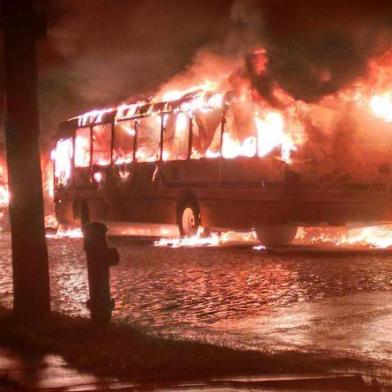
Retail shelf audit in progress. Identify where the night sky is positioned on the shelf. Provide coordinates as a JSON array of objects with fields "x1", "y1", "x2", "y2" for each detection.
[{"x1": 3, "y1": 0, "x2": 392, "y2": 146}]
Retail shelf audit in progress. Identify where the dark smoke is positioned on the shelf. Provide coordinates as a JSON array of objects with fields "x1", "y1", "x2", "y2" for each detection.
[
  {"x1": 25, "y1": 0, "x2": 392, "y2": 139},
  {"x1": 3, "y1": 0, "x2": 392, "y2": 183},
  {"x1": 236, "y1": 0, "x2": 392, "y2": 102},
  {"x1": 228, "y1": 0, "x2": 392, "y2": 182},
  {"x1": 42, "y1": 0, "x2": 232, "y2": 114}
]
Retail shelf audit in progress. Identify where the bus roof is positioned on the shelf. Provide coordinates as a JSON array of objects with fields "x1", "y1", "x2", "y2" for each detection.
[{"x1": 56, "y1": 89, "x2": 229, "y2": 139}]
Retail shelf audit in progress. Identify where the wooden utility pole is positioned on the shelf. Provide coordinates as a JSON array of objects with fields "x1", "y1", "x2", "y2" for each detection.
[{"x1": 2, "y1": 0, "x2": 50, "y2": 321}]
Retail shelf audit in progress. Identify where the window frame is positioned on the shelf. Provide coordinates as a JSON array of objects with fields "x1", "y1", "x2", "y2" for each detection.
[
  {"x1": 134, "y1": 115, "x2": 162, "y2": 163},
  {"x1": 73, "y1": 126, "x2": 93, "y2": 169},
  {"x1": 161, "y1": 111, "x2": 192, "y2": 162},
  {"x1": 220, "y1": 105, "x2": 258, "y2": 159},
  {"x1": 70, "y1": 104, "x2": 230, "y2": 172},
  {"x1": 190, "y1": 111, "x2": 224, "y2": 159},
  {"x1": 111, "y1": 119, "x2": 136, "y2": 165},
  {"x1": 91, "y1": 123, "x2": 113, "y2": 167}
]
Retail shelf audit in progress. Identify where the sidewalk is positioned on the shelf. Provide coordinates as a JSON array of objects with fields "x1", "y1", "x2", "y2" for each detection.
[
  {"x1": 0, "y1": 346, "x2": 377, "y2": 391},
  {"x1": 0, "y1": 347, "x2": 137, "y2": 391}
]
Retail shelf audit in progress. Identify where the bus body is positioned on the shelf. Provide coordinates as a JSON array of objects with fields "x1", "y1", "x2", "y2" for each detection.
[{"x1": 53, "y1": 90, "x2": 392, "y2": 245}]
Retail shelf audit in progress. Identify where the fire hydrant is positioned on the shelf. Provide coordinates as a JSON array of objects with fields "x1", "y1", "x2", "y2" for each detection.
[{"x1": 82, "y1": 222, "x2": 119, "y2": 325}]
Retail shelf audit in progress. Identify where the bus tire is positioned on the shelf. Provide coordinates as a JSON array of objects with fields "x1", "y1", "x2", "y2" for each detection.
[
  {"x1": 256, "y1": 225, "x2": 297, "y2": 247},
  {"x1": 178, "y1": 200, "x2": 200, "y2": 237}
]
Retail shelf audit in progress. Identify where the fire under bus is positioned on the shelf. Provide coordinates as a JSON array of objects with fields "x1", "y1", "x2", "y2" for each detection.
[{"x1": 53, "y1": 89, "x2": 392, "y2": 246}]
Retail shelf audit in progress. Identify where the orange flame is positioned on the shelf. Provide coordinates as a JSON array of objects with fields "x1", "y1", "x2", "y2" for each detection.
[
  {"x1": 370, "y1": 92, "x2": 392, "y2": 122},
  {"x1": 0, "y1": 184, "x2": 9, "y2": 209},
  {"x1": 154, "y1": 227, "x2": 260, "y2": 248},
  {"x1": 298, "y1": 226, "x2": 392, "y2": 249}
]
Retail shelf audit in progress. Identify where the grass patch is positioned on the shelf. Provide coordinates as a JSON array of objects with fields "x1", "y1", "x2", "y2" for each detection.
[{"x1": 0, "y1": 308, "x2": 359, "y2": 382}]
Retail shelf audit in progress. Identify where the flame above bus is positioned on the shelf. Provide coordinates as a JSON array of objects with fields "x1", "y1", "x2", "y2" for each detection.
[
  {"x1": 59, "y1": 48, "x2": 392, "y2": 180},
  {"x1": 63, "y1": 84, "x2": 298, "y2": 170}
]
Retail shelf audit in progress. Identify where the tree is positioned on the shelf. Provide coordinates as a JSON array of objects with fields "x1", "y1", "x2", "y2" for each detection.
[{"x1": 2, "y1": 0, "x2": 50, "y2": 321}]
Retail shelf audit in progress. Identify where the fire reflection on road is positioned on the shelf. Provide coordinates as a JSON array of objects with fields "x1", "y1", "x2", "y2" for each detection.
[{"x1": 1, "y1": 232, "x2": 392, "y2": 378}]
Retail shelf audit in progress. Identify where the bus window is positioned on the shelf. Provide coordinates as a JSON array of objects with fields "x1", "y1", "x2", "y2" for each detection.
[
  {"x1": 256, "y1": 111, "x2": 285, "y2": 158},
  {"x1": 162, "y1": 112, "x2": 189, "y2": 161},
  {"x1": 222, "y1": 101, "x2": 257, "y2": 159},
  {"x1": 54, "y1": 138, "x2": 73, "y2": 186},
  {"x1": 113, "y1": 120, "x2": 134, "y2": 164},
  {"x1": 191, "y1": 108, "x2": 222, "y2": 158},
  {"x1": 136, "y1": 116, "x2": 160, "y2": 162},
  {"x1": 75, "y1": 127, "x2": 91, "y2": 167},
  {"x1": 92, "y1": 124, "x2": 111, "y2": 166}
]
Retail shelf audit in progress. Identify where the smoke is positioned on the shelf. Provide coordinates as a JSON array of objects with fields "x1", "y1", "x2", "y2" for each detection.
[
  {"x1": 3, "y1": 0, "x2": 392, "y2": 187},
  {"x1": 44, "y1": 0, "x2": 392, "y2": 128},
  {"x1": 45, "y1": 0, "x2": 232, "y2": 103},
  {"x1": 235, "y1": 0, "x2": 392, "y2": 102},
  {"x1": 222, "y1": 0, "x2": 392, "y2": 182},
  {"x1": 32, "y1": 0, "x2": 234, "y2": 147}
]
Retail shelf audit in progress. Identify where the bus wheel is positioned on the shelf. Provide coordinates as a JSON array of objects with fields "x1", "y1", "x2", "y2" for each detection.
[
  {"x1": 255, "y1": 225, "x2": 298, "y2": 247},
  {"x1": 178, "y1": 201, "x2": 200, "y2": 237}
]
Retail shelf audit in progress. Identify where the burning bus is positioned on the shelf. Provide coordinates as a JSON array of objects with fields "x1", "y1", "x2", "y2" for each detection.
[{"x1": 52, "y1": 79, "x2": 392, "y2": 246}]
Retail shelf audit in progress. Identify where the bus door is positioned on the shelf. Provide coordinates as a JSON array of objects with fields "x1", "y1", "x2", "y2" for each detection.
[
  {"x1": 110, "y1": 120, "x2": 136, "y2": 221},
  {"x1": 157, "y1": 112, "x2": 190, "y2": 223},
  {"x1": 158, "y1": 108, "x2": 222, "y2": 227},
  {"x1": 71, "y1": 126, "x2": 94, "y2": 221},
  {"x1": 89, "y1": 123, "x2": 113, "y2": 221},
  {"x1": 73, "y1": 126, "x2": 92, "y2": 188},
  {"x1": 131, "y1": 116, "x2": 161, "y2": 222},
  {"x1": 185, "y1": 108, "x2": 222, "y2": 228},
  {"x1": 218, "y1": 102, "x2": 286, "y2": 229},
  {"x1": 73, "y1": 124, "x2": 113, "y2": 221}
]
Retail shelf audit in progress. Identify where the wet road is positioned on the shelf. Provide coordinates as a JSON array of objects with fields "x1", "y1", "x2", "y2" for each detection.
[{"x1": 1, "y1": 232, "x2": 392, "y2": 379}]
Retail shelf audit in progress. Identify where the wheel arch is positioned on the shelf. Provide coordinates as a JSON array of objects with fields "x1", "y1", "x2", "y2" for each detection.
[
  {"x1": 255, "y1": 224, "x2": 298, "y2": 247},
  {"x1": 176, "y1": 189, "x2": 198, "y2": 218}
]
